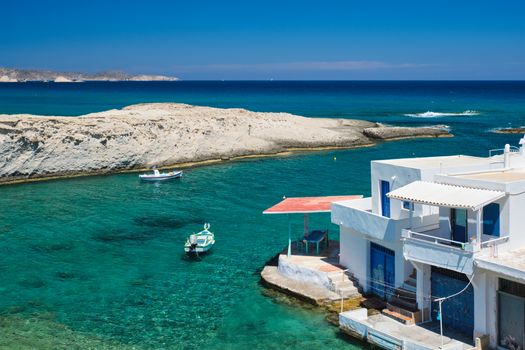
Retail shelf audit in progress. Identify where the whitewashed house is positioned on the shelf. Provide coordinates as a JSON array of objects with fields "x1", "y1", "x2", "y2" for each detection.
[{"x1": 332, "y1": 138, "x2": 525, "y2": 349}]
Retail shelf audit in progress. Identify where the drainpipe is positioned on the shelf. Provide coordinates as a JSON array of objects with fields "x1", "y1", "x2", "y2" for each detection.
[
  {"x1": 303, "y1": 213, "x2": 309, "y2": 236},
  {"x1": 288, "y1": 214, "x2": 292, "y2": 257}
]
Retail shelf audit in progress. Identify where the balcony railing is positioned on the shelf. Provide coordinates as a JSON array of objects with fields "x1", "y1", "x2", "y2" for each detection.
[{"x1": 402, "y1": 229, "x2": 510, "y2": 274}]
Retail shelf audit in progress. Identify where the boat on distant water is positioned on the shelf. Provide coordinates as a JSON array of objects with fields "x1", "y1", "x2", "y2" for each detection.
[
  {"x1": 184, "y1": 223, "x2": 215, "y2": 255},
  {"x1": 139, "y1": 168, "x2": 183, "y2": 182}
]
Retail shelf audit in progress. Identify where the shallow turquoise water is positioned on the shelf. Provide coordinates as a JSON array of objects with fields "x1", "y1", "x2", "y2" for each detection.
[{"x1": 0, "y1": 81, "x2": 524, "y2": 348}]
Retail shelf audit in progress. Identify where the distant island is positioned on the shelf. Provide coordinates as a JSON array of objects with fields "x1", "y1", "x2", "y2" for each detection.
[{"x1": 0, "y1": 67, "x2": 179, "y2": 82}]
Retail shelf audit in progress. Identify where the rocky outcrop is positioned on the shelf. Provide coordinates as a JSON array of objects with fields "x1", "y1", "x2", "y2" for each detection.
[
  {"x1": 0, "y1": 68, "x2": 178, "y2": 82},
  {"x1": 363, "y1": 124, "x2": 451, "y2": 140},
  {"x1": 0, "y1": 103, "x2": 451, "y2": 183},
  {"x1": 493, "y1": 127, "x2": 525, "y2": 134}
]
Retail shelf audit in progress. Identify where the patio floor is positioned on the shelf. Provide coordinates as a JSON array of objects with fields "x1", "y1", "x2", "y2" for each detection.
[{"x1": 340, "y1": 310, "x2": 473, "y2": 350}]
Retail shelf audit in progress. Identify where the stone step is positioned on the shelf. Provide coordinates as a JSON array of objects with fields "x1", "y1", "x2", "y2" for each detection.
[
  {"x1": 336, "y1": 286, "x2": 360, "y2": 298},
  {"x1": 394, "y1": 287, "x2": 416, "y2": 299},
  {"x1": 382, "y1": 308, "x2": 415, "y2": 325},
  {"x1": 385, "y1": 303, "x2": 422, "y2": 325},
  {"x1": 326, "y1": 270, "x2": 347, "y2": 278},
  {"x1": 402, "y1": 281, "x2": 417, "y2": 293},
  {"x1": 330, "y1": 278, "x2": 354, "y2": 286},
  {"x1": 329, "y1": 270, "x2": 365, "y2": 295},
  {"x1": 388, "y1": 295, "x2": 418, "y2": 313},
  {"x1": 331, "y1": 279, "x2": 354, "y2": 289}
]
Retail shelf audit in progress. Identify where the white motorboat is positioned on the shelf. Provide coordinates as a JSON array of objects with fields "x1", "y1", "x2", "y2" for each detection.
[
  {"x1": 139, "y1": 169, "x2": 183, "y2": 182},
  {"x1": 184, "y1": 223, "x2": 215, "y2": 255}
]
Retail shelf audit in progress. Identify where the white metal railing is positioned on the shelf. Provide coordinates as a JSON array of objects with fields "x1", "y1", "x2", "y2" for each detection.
[
  {"x1": 403, "y1": 229, "x2": 511, "y2": 254},
  {"x1": 402, "y1": 229, "x2": 476, "y2": 252},
  {"x1": 489, "y1": 146, "x2": 520, "y2": 158},
  {"x1": 480, "y1": 235, "x2": 509, "y2": 248}
]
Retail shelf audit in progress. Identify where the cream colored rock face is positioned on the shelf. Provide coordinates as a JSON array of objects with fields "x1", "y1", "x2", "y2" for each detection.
[{"x1": 0, "y1": 103, "x2": 449, "y2": 183}]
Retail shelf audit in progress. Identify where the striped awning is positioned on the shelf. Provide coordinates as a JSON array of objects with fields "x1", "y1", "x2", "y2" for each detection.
[{"x1": 387, "y1": 181, "x2": 505, "y2": 211}]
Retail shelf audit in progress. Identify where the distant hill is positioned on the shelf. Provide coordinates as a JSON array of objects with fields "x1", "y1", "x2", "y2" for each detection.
[{"x1": 0, "y1": 68, "x2": 179, "y2": 82}]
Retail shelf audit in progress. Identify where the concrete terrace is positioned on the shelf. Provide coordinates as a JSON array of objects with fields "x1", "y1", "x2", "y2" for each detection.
[
  {"x1": 261, "y1": 240, "x2": 361, "y2": 304},
  {"x1": 340, "y1": 310, "x2": 473, "y2": 350}
]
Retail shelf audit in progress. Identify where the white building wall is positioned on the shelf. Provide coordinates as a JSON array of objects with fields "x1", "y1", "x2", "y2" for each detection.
[
  {"x1": 370, "y1": 163, "x2": 422, "y2": 218},
  {"x1": 507, "y1": 193, "x2": 525, "y2": 251},
  {"x1": 340, "y1": 226, "x2": 369, "y2": 293},
  {"x1": 339, "y1": 226, "x2": 412, "y2": 292}
]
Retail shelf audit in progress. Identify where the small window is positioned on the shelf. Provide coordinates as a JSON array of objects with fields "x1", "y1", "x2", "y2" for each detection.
[{"x1": 403, "y1": 201, "x2": 411, "y2": 210}]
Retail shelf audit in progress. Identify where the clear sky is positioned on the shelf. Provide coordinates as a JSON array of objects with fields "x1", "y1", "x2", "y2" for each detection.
[{"x1": 2, "y1": 0, "x2": 524, "y2": 80}]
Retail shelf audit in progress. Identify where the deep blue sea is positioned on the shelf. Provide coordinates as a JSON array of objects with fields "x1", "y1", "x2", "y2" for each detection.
[{"x1": 0, "y1": 81, "x2": 524, "y2": 349}]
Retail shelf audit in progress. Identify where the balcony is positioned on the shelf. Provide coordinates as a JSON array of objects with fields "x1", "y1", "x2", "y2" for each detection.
[
  {"x1": 331, "y1": 197, "x2": 438, "y2": 242},
  {"x1": 402, "y1": 229, "x2": 509, "y2": 275}
]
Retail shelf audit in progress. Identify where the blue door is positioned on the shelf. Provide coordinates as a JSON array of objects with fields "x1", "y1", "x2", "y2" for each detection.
[
  {"x1": 431, "y1": 268, "x2": 474, "y2": 336},
  {"x1": 483, "y1": 203, "x2": 500, "y2": 236},
  {"x1": 380, "y1": 180, "x2": 391, "y2": 218},
  {"x1": 370, "y1": 242, "x2": 395, "y2": 299},
  {"x1": 451, "y1": 208, "x2": 468, "y2": 243}
]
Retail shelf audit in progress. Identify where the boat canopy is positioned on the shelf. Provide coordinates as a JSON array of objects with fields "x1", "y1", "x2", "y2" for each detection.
[
  {"x1": 387, "y1": 181, "x2": 505, "y2": 211},
  {"x1": 263, "y1": 195, "x2": 362, "y2": 214}
]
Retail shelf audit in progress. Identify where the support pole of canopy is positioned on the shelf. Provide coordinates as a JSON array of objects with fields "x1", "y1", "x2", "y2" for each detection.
[
  {"x1": 409, "y1": 202, "x2": 414, "y2": 229},
  {"x1": 476, "y1": 209, "x2": 482, "y2": 246},
  {"x1": 303, "y1": 213, "x2": 309, "y2": 236},
  {"x1": 287, "y1": 214, "x2": 292, "y2": 257}
]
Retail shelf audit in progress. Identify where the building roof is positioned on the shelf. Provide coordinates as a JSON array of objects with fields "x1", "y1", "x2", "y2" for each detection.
[
  {"x1": 263, "y1": 195, "x2": 362, "y2": 214},
  {"x1": 387, "y1": 181, "x2": 505, "y2": 211},
  {"x1": 476, "y1": 247, "x2": 525, "y2": 281},
  {"x1": 373, "y1": 155, "x2": 490, "y2": 170},
  {"x1": 452, "y1": 169, "x2": 525, "y2": 184}
]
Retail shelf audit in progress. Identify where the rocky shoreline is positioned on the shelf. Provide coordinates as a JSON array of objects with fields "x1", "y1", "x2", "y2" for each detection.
[{"x1": 0, "y1": 103, "x2": 451, "y2": 184}]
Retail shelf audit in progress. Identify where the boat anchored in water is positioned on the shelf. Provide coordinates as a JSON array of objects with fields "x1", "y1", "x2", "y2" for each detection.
[
  {"x1": 184, "y1": 223, "x2": 215, "y2": 255},
  {"x1": 139, "y1": 168, "x2": 183, "y2": 182}
]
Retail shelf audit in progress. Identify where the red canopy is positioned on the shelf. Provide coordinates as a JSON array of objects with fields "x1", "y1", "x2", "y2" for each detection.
[{"x1": 263, "y1": 195, "x2": 362, "y2": 214}]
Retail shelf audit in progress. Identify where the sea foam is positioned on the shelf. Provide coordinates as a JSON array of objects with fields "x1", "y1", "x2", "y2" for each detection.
[{"x1": 405, "y1": 110, "x2": 479, "y2": 118}]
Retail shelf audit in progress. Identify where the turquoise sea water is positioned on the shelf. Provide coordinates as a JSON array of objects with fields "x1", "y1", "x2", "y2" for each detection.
[{"x1": 0, "y1": 81, "x2": 524, "y2": 349}]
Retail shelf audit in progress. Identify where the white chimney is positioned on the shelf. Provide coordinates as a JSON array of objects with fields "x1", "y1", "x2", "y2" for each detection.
[{"x1": 504, "y1": 143, "x2": 511, "y2": 168}]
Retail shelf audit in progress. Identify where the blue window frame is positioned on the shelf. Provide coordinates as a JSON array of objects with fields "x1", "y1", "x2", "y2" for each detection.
[
  {"x1": 483, "y1": 203, "x2": 500, "y2": 237},
  {"x1": 403, "y1": 201, "x2": 411, "y2": 210},
  {"x1": 380, "y1": 180, "x2": 391, "y2": 218}
]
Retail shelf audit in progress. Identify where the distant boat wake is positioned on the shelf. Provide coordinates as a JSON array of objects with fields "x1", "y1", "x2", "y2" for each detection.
[{"x1": 405, "y1": 110, "x2": 480, "y2": 118}]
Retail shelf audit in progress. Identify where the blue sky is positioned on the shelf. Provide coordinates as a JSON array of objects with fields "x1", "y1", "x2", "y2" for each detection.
[{"x1": 1, "y1": 0, "x2": 524, "y2": 79}]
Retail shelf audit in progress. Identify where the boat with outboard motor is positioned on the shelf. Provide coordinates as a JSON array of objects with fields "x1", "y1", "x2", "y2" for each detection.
[
  {"x1": 184, "y1": 223, "x2": 215, "y2": 255},
  {"x1": 139, "y1": 168, "x2": 183, "y2": 182}
]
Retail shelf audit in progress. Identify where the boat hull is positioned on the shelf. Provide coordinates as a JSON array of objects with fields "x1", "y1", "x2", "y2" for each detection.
[
  {"x1": 184, "y1": 245, "x2": 213, "y2": 254},
  {"x1": 139, "y1": 171, "x2": 183, "y2": 182}
]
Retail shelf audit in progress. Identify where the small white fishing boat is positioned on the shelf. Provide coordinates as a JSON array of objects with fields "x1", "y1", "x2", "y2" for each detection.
[
  {"x1": 184, "y1": 223, "x2": 215, "y2": 255},
  {"x1": 139, "y1": 169, "x2": 183, "y2": 182}
]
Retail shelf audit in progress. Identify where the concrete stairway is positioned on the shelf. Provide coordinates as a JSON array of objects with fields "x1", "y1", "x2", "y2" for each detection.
[
  {"x1": 382, "y1": 272, "x2": 423, "y2": 325},
  {"x1": 326, "y1": 270, "x2": 361, "y2": 299}
]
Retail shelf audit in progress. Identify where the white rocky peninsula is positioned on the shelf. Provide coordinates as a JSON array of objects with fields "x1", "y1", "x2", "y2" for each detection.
[{"x1": 0, "y1": 103, "x2": 450, "y2": 183}]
